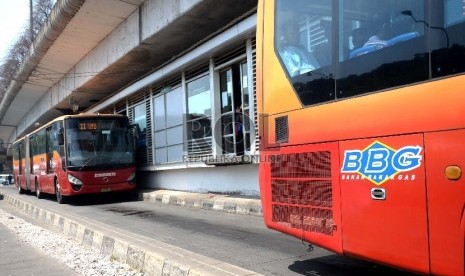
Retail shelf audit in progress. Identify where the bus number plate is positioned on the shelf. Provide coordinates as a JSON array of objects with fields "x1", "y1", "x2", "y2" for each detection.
[{"x1": 101, "y1": 188, "x2": 112, "y2": 192}]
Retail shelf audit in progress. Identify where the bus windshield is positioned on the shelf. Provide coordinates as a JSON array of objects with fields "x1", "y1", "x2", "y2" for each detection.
[{"x1": 65, "y1": 117, "x2": 134, "y2": 170}]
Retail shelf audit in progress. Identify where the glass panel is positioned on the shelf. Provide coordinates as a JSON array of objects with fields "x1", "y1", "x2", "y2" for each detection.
[
  {"x1": 187, "y1": 74, "x2": 211, "y2": 119},
  {"x1": 235, "y1": 111, "x2": 245, "y2": 155},
  {"x1": 241, "y1": 62, "x2": 250, "y2": 109},
  {"x1": 166, "y1": 87, "x2": 184, "y2": 127},
  {"x1": 275, "y1": 0, "x2": 332, "y2": 76},
  {"x1": 444, "y1": 0, "x2": 465, "y2": 26},
  {"x1": 222, "y1": 135, "x2": 235, "y2": 154},
  {"x1": 167, "y1": 144, "x2": 184, "y2": 163},
  {"x1": 154, "y1": 130, "x2": 166, "y2": 147},
  {"x1": 275, "y1": 0, "x2": 430, "y2": 106},
  {"x1": 337, "y1": 0, "x2": 428, "y2": 99},
  {"x1": 52, "y1": 121, "x2": 64, "y2": 157},
  {"x1": 245, "y1": 133, "x2": 251, "y2": 152},
  {"x1": 431, "y1": 0, "x2": 465, "y2": 78},
  {"x1": 155, "y1": 148, "x2": 167, "y2": 164},
  {"x1": 134, "y1": 103, "x2": 147, "y2": 149},
  {"x1": 167, "y1": 126, "x2": 183, "y2": 145},
  {"x1": 65, "y1": 118, "x2": 134, "y2": 169},
  {"x1": 154, "y1": 95, "x2": 165, "y2": 131},
  {"x1": 221, "y1": 113, "x2": 234, "y2": 135},
  {"x1": 186, "y1": 73, "x2": 212, "y2": 149},
  {"x1": 37, "y1": 129, "x2": 46, "y2": 154},
  {"x1": 134, "y1": 104, "x2": 146, "y2": 130},
  {"x1": 187, "y1": 118, "x2": 212, "y2": 140},
  {"x1": 275, "y1": 0, "x2": 335, "y2": 106},
  {"x1": 220, "y1": 69, "x2": 233, "y2": 113}
]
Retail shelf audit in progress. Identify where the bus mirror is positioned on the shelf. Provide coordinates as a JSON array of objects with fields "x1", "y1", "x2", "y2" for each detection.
[{"x1": 57, "y1": 129, "x2": 64, "y2": 145}]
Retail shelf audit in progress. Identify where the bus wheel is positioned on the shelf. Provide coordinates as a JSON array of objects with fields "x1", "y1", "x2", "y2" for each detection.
[
  {"x1": 55, "y1": 180, "x2": 66, "y2": 204},
  {"x1": 18, "y1": 182, "x2": 24, "y2": 194},
  {"x1": 35, "y1": 180, "x2": 42, "y2": 199}
]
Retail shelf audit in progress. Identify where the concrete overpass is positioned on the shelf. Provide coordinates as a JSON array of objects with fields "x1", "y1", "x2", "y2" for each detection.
[{"x1": 0, "y1": 0, "x2": 256, "y2": 149}]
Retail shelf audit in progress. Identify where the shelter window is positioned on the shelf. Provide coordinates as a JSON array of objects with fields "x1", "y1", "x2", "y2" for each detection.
[
  {"x1": 186, "y1": 73, "x2": 212, "y2": 157},
  {"x1": 153, "y1": 85, "x2": 184, "y2": 164}
]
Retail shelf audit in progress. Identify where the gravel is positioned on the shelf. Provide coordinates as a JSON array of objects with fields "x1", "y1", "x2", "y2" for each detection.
[{"x1": 0, "y1": 208, "x2": 145, "y2": 276}]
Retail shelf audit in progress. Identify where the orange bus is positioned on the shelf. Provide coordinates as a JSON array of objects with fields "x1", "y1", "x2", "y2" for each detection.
[
  {"x1": 257, "y1": 0, "x2": 465, "y2": 274},
  {"x1": 12, "y1": 114, "x2": 136, "y2": 204}
]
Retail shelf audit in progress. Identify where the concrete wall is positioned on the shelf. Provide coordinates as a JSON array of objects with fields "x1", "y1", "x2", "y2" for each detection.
[
  {"x1": 141, "y1": 0, "x2": 201, "y2": 41},
  {"x1": 139, "y1": 163, "x2": 259, "y2": 196},
  {"x1": 74, "y1": 11, "x2": 140, "y2": 88}
]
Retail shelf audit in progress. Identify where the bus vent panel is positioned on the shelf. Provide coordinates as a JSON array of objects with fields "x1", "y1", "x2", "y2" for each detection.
[
  {"x1": 275, "y1": 116, "x2": 289, "y2": 143},
  {"x1": 270, "y1": 151, "x2": 333, "y2": 236}
]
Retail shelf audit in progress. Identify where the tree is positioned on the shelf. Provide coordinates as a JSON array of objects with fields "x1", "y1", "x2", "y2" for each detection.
[
  {"x1": 0, "y1": 0, "x2": 56, "y2": 100},
  {"x1": 32, "y1": 0, "x2": 55, "y2": 37}
]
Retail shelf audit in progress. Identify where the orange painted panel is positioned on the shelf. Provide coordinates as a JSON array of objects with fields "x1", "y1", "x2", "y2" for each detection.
[
  {"x1": 261, "y1": 76, "x2": 465, "y2": 149},
  {"x1": 339, "y1": 134, "x2": 429, "y2": 274},
  {"x1": 424, "y1": 130, "x2": 465, "y2": 275}
]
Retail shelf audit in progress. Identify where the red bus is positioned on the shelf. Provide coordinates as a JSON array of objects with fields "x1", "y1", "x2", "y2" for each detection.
[
  {"x1": 12, "y1": 114, "x2": 136, "y2": 204},
  {"x1": 257, "y1": 0, "x2": 465, "y2": 274}
]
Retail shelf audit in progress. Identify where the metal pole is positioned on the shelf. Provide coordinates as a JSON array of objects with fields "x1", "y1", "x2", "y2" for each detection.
[{"x1": 29, "y1": 0, "x2": 34, "y2": 39}]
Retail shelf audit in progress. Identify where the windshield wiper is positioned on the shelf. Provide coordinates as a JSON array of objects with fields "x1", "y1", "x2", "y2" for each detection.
[{"x1": 79, "y1": 156, "x2": 107, "y2": 171}]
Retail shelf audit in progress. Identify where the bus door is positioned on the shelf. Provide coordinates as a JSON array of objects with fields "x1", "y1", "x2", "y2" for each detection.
[
  {"x1": 339, "y1": 134, "x2": 429, "y2": 273},
  {"x1": 36, "y1": 129, "x2": 47, "y2": 186},
  {"x1": 45, "y1": 126, "x2": 55, "y2": 187},
  {"x1": 18, "y1": 141, "x2": 25, "y2": 186},
  {"x1": 25, "y1": 136, "x2": 32, "y2": 190}
]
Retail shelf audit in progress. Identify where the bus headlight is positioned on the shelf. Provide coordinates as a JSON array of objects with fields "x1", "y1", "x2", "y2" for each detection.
[
  {"x1": 68, "y1": 174, "x2": 83, "y2": 185},
  {"x1": 127, "y1": 172, "x2": 136, "y2": 184}
]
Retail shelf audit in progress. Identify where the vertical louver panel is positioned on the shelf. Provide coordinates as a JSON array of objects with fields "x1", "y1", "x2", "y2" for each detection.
[
  {"x1": 128, "y1": 90, "x2": 152, "y2": 166},
  {"x1": 127, "y1": 103, "x2": 134, "y2": 123},
  {"x1": 145, "y1": 90, "x2": 153, "y2": 165},
  {"x1": 251, "y1": 38, "x2": 260, "y2": 154}
]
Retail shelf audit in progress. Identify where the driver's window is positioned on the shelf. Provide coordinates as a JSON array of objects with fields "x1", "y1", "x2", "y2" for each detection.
[{"x1": 275, "y1": 0, "x2": 332, "y2": 77}]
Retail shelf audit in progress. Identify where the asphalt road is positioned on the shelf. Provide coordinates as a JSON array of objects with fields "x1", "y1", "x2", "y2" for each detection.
[{"x1": 0, "y1": 186, "x2": 414, "y2": 276}]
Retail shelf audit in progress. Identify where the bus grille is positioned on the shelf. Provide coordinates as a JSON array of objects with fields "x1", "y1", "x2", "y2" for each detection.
[{"x1": 270, "y1": 151, "x2": 334, "y2": 236}]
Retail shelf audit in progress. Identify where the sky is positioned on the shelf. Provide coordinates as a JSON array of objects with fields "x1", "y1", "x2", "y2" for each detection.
[{"x1": 0, "y1": 0, "x2": 30, "y2": 63}]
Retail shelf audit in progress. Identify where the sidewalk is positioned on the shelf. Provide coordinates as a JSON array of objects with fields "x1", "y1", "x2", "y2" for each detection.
[{"x1": 138, "y1": 189, "x2": 263, "y2": 217}]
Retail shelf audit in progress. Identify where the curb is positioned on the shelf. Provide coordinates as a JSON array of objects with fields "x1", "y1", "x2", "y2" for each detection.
[
  {"x1": 139, "y1": 190, "x2": 263, "y2": 217},
  {"x1": 0, "y1": 193, "x2": 262, "y2": 276}
]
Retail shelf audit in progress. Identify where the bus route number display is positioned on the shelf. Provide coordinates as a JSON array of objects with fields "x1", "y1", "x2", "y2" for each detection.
[{"x1": 79, "y1": 122, "x2": 98, "y2": 130}]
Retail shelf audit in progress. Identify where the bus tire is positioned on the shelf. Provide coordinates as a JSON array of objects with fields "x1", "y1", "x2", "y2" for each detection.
[
  {"x1": 18, "y1": 181, "x2": 24, "y2": 194},
  {"x1": 35, "y1": 180, "x2": 43, "y2": 199},
  {"x1": 55, "y1": 180, "x2": 66, "y2": 204}
]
